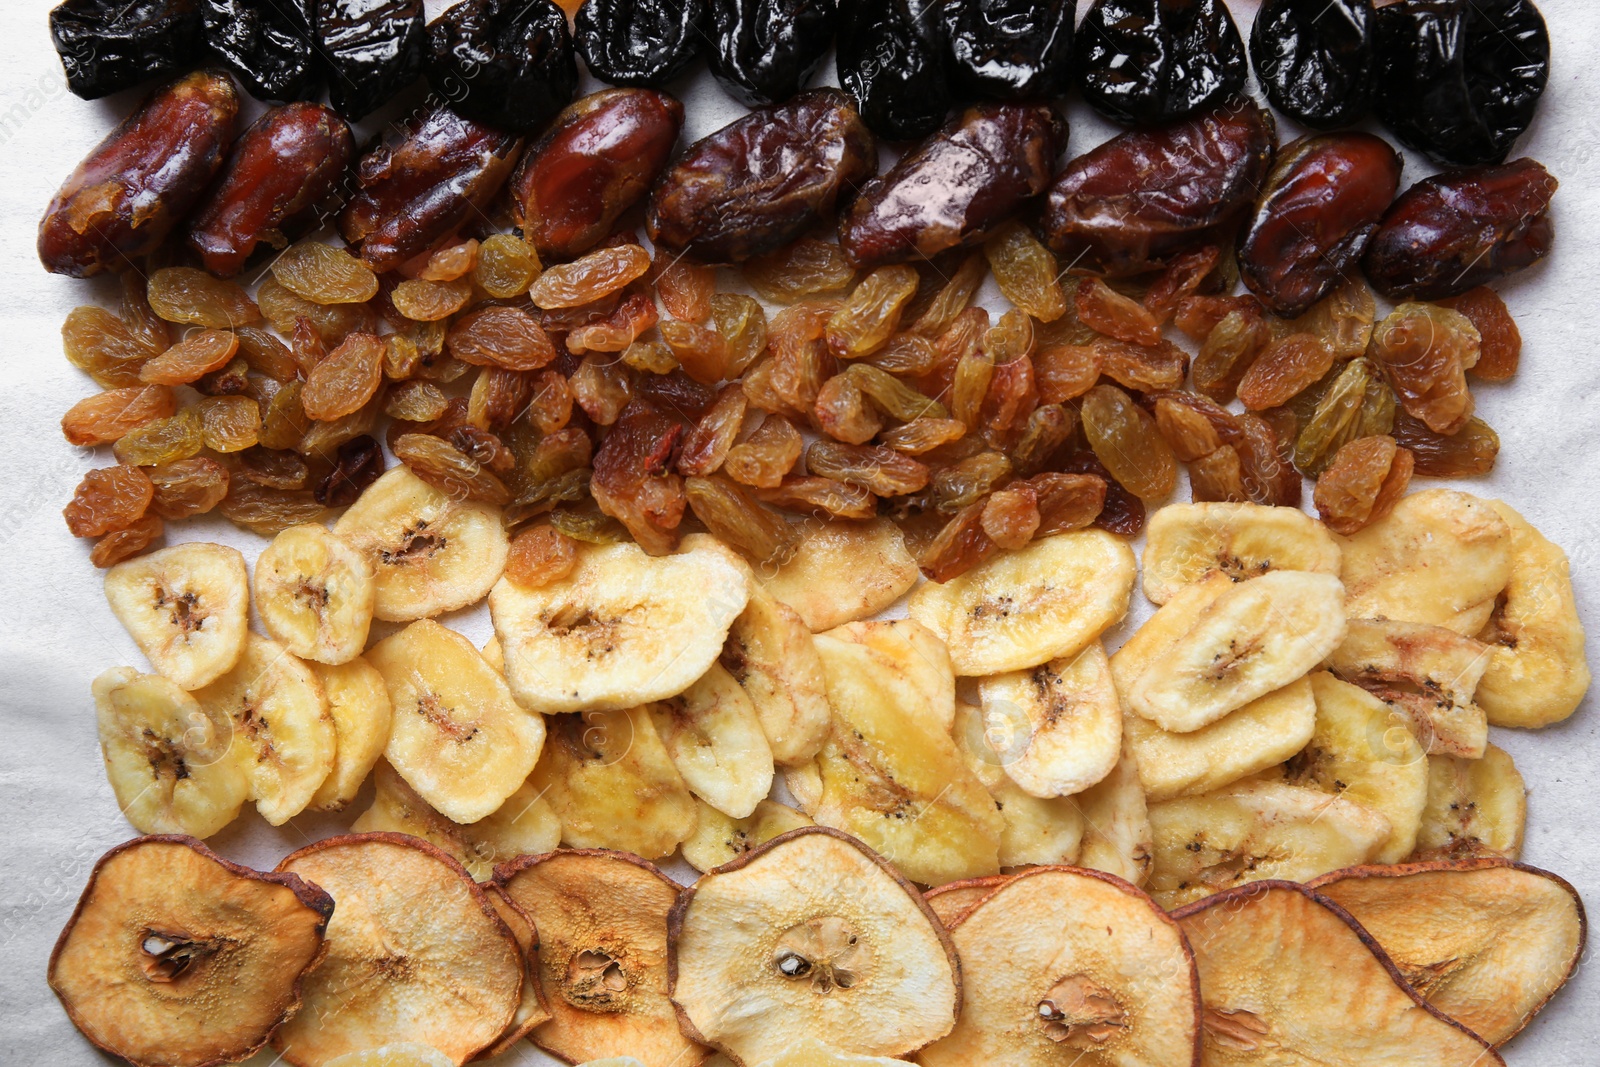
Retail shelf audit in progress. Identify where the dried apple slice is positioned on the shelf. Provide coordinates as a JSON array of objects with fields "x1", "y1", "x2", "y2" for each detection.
[
  {"x1": 669, "y1": 827, "x2": 960, "y2": 1066},
  {"x1": 952, "y1": 702, "x2": 1085, "y2": 868},
  {"x1": 49, "y1": 835, "x2": 331, "y2": 1067},
  {"x1": 1413, "y1": 745, "x2": 1526, "y2": 861},
  {"x1": 919, "y1": 866, "x2": 1201, "y2": 1067},
  {"x1": 324, "y1": 1047, "x2": 453, "y2": 1067},
  {"x1": 922, "y1": 874, "x2": 1013, "y2": 928},
  {"x1": 496, "y1": 849, "x2": 707, "y2": 1067},
  {"x1": 274, "y1": 833, "x2": 524, "y2": 1066},
  {"x1": 760, "y1": 518, "x2": 919, "y2": 631},
  {"x1": 479, "y1": 884, "x2": 553, "y2": 1059},
  {"x1": 977, "y1": 642, "x2": 1121, "y2": 798},
  {"x1": 1309, "y1": 860, "x2": 1586, "y2": 1046},
  {"x1": 650, "y1": 664, "x2": 775, "y2": 819},
  {"x1": 1172, "y1": 881, "x2": 1503, "y2": 1065},
  {"x1": 751, "y1": 1039, "x2": 923, "y2": 1066},
  {"x1": 683, "y1": 799, "x2": 815, "y2": 873},
  {"x1": 822, "y1": 618, "x2": 957, "y2": 734}
]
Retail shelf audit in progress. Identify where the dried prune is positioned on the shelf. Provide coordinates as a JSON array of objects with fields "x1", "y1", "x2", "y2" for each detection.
[
  {"x1": 1042, "y1": 102, "x2": 1275, "y2": 276},
  {"x1": 315, "y1": 434, "x2": 385, "y2": 506},
  {"x1": 1075, "y1": 0, "x2": 1247, "y2": 126},
  {"x1": 340, "y1": 102, "x2": 523, "y2": 273},
  {"x1": 706, "y1": 0, "x2": 837, "y2": 106},
  {"x1": 1362, "y1": 158, "x2": 1556, "y2": 301},
  {"x1": 50, "y1": 0, "x2": 203, "y2": 99},
  {"x1": 1441, "y1": 287, "x2": 1520, "y2": 381},
  {"x1": 64, "y1": 465, "x2": 154, "y2": 538},
  {"x1": 807, "y1": 441, "x2": 929, "y2": 496},
  {"x1": 591, "y1": 401, "x2": 686, "y2": 553},
  {"x1": 576, "y1": 0, "x2": 705, "y2": 87},
  {"x1": 1373, "y1": 0, "x2": 1549, "y2": 167},
  {"x1": 836, "y1": 0, "x2": 950, "y2": 142},
  {"x1": 317, "y1": 0, "x2": 425, "y2": 119},
  {"x1": 649, "y1": 90, "x2": 877, "y2": 264},
  {"x1": 186, "y1": 103, "x2": 352, "y2": 277},
  {"x1": 1251, "y1": 0, "x2": 1376, "y2": 128},
  {"x1": 840, "y1": 102, "x2": 1063, "y2": 268},
  {"x1": 1314, "y1": 435, "x2": 1413, "y2": 535},
  {"x1": 1239, "y1": 133, "x2": 1402, "y2": 318},
  {"x1": 427, "y1": 0, "x2": 576, "y2": 133},
  {"x1": 201, "y1": 0, "x2": 318, "y2": 101},
  {"x1": 1370, "y1": 303, "x2": 1479, "y2": 434},
  {"x1": 39, "y1": 71, "x2": 238, "y2": 277},
  {"x1": 1080, "y1": 384, "x2": 1176, "y2": 501},
  {"x1": 942, "y1": 0, "x2": 1073, "y2": 101}
]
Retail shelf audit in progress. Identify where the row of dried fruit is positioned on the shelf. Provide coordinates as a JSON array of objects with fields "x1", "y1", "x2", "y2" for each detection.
[{"x1": 50, "y1": 0, "x2": 1550, "y2": 171}]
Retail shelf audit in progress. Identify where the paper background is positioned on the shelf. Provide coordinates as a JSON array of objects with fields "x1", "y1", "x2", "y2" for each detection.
[{"x1": 1, "y1": 0, "x2": 1596, "y2": 1062}]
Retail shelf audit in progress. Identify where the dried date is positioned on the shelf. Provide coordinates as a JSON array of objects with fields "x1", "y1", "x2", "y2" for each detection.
[{"x1": 426, "y1": 0, "x2": 577, "y2": 134}]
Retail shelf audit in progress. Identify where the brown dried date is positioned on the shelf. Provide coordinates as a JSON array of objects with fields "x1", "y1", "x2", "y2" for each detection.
[
  {"x1": 340, "y1": 103, "x2": 523, "y2": 273},
  {"x1": 649, "y1": 90, "x2": 877, "y2": 264},
  {"x1": 590, "y1": 400, "x2": 686, "y2": 554},
  {"x1": 187, "y1": 103, "x2": 354, "y2": 278},
  {"x1": 1043, "y1": 101, "x2": 1275, "y2": 276},
  {"x1": 512, "y1": 89, "x2": 684, "y2": 259},
  {"x1": 1239, "y1": 133, "x2": 1404, "y2": 318},
  {"x1": 39, "y1": 70, "x2": 238, "y2": 277},
  {"x1": 839, "y1": 102, "x2": 1064, "y2": 269}
]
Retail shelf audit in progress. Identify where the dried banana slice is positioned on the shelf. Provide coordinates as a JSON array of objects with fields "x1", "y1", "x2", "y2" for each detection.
[
  {"x1": 722, "y1": 580, "x2": 832, "y2": 765},
  {"x1": 1413, "y1": 745, "x2": 1526, "y2": 862},
  {"x1": 490, "y1": 540, "x2": 749, "y2": 714},
  {"x1": 1475, "y1": 500, "x2": 1591, "y2": 728},
  {"x1": 1071, "y1": 734, "x2": 1154, "y2": 888},
  {"x1": 760, "y1": 518, "x2": 919, "y2": 631},
  {"x1": 194, "y1": 634, "x2": 334, "y2": 826},
  {"x1": 1126, "y1": 570, "x2": 1347, "y2": 733},
  {"x1": 307, "y1": 656, "x2": 393, "y2": 812},
  {"x1": 682, "y1": 798, "x2": 815, "y2": 873},
  {"x1": 333, "y1": 467, "x2": 510, "y2": 622},
  {"x1": 103, "y1": 542, "x2": 249, "y2": 690},
  {"x1": 952, "y1": 703, "x2": 1084, "y2": 869},
  {"x1": 1326, "y1": 617, "x2": 1491, "y2": 758},
  {"x1": 528, "y1": 706, "x2": 699, "y2": 859},
  {"x1": 254, "y1": 523, "x2": 376, "y2": 665},
  {"x1": 823, "y1": 618, "x2": 956, "y2": 735},
  {"x1": 783, "y1": 758, "x2": 823, "y2": 816},
  {"x1": 908, "y1": 530, "x2": 1136, "y2": 676},
  {"x1": 1143, "y1": 501, "x2": 1341, "y2": 604},
  {"x1": 1338, "y1": 488, "x2": 1512, "y2": 636},
  {"x1": 1147, "y1": 780, "x2": 1391, "y2": 909},
  {"x1": 977, "y1": 642, "x2": 1121, "y2": 798},
  {"x1": 93, "y1": 667, "x2": 247, "y2": 838},
  {"x1": 650, "y1": 664, "x2": 775, "y2": 820},
  {"x1": 367, "y1": 620, "x2": 545, "y2": 825}
]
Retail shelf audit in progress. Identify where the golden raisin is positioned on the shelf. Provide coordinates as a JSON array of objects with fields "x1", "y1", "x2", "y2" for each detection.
[
  {"x1": 826, "y1": 265, "x2": 919, "y2": 360},
  {"x1": 507, "y1": 524, "x2": 579, "y2": 588},
  {"x1": 218, "y1": 481, "x2": 327, "y2": 536},
  {"x1": 1236, "y1": 333, "x2": 1335, "y2": 411},
  {"x1": 679, "y1": 386, "x2": 749, "y2": 477},
  {"x1": 61, "y1": 385, "x2": 177, "y2": 446},
  {"x1": 90, "y1": 515, "x2": 164, "y2": 567},
  {"x1": 743, "y1": 239, "x2": 856, "y2": 304},
  {"x1": 530, "y1": 244, "x2": 651, "y2": 309},
  {"x1": 63, "y1": 306, "x2": 151, "y2": 387},
  {"x1": 1034, "y1": 344, "x2": 1101, "y2": 403},
  {"x1": 1190, "y1": 446, "x2": 1249, "y2": 503},
  {"x1": 1390, "y1": 411, "x2": 1500, "y2": 477},
  {"x1": 806, "y1": 440, "x2": 930, "y2": 496},
  {"x1": 659, "y1": 319, "x2": 729, "y2": 384},
  {"x1": 198, "y1": 395, "x2": 261, "y2": 453},
  {"x1": 1370, "y1": 303, "x2": 1479, "y2": 434},
  {"x1": 570, "y1": 354, "x2": 635, "y2": 425},
  {"x1": 391, "y1": 277, "x2": 473, "y2": 321},
  {"x1": 1075, "y1": 277, "x2": 1161, "y2": 346},
  {"x1": 568, "y1": 292, "x2": 659, "y2": 354},
  {"x1": 880, "y1": 416, "x2": 968, "y2": 455},
  {"x1": 725, "y1": 416, "x2": 803, "y2": 489},
  {"x1": 1030, "y1": 472, "x2": 1107, "y2": 536},
  {"x1": 1440, "y1": 287, "x2": 1520, "y2": 382},
  {"x1": 910, "y1": 252, "x2": 987, "y2": 338},
  {"x1": 447, "y1": 306, "x2": 557, "y2": 372},
  {"x1": 271, "y1": 242, "x2": 379, "y2": 304},
  {"x1": 113, "y1": 407, "x2": 204, "y2": 466},
  {"x1": 148, "y1": 457, "x2": 230, "y2": 520},
  {"x1": 302, "y1": 332, "x2": 385, "y2": 421},
  {"x1": 752, "y1": 477, "x2": 877, "y2": 521},
  {"x1": 385, "y1": 380, "x2": 450, "y2": 422},
  {"x1": 712, "y1": 294, "x2": 768, "y2": 378},
  {"x1": 1144, "y1": 246, "x2": 1221, "y2": 325},
  {"x1": 64, "y1": 465, "x2": 153, "y2": 537},
  {"x1": 981, "y1": 485, "x2": 1041, "y2": 550},
  {"x1": 685, "y1": 475, "x2": 798, "y2": 565},
  {"x1": 1080, "y1": 384, "x2": 1177, "y2": 502},
  {"x1": 147, "y1": 268, "x2": 262, "y2": 328},
  {"x1": 654, "y1": 256, "x2": 716, "y2": 322},
  {"x1": 418, "y1": 239, "x2": 479, "y2": 282},
  {"x1": 933, "y1": 451, "x2": 1013, "y2": 514},
  {"x1": 473, "y1": 234, "x2": 541, "y2": 299},
  {"x1": 1314, "y1": 436, "x2": 1415, "y2": 535},
  {"x1": 393, "y1": 433, "x2": 510, "y2": 505},
  {"x1": 814, "y1": 373, "x2": 885, "y2": 445},
  {"x1": 918, "y1": 502, "x2": 997, "y2": 583},
  {"x1": 139, "y1": 330, "x2": 240, "y2": 386},
  {"x1": 985, "y1": 222, "x2": 1066, "y2": 323},
  {"x1": 256, "y1": 276, "x2": 376, "y2": 343}
]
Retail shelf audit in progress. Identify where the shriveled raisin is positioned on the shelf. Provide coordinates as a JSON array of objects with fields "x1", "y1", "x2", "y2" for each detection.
[
  {"x1": 1293, "y1": 358, "x2": 1394, "y2": 476},
  {"x1": 302, "y1": 332, "x2": 385, "y2": 421},
  {"x1": 861, "y1": 334, "x2": 941, "y2": 377},
  {"x1": 315, "y1": 435, "x2": 386, "y2": 507},
  {"x1": 880, "y1": 417, "x2": 968, "y2": 456},
  {"x1": 1391, "y1": 411, "x2": 1500, "y2": 477},
  {"x1": 1286, "y1": 277, "x2": 1375, "y2": 360},
  {"x1": 198, "y1": 395, "x2": 261, "y2": 453},
  {"x1": 1236, "y1": 333, "x2": 1335, "y2": 411},
  {"x1": 418, "y1": 239, "x2": 479, "y2": 282},
  {"x1": 90, "y1": 515, "x2": 165, "y2": 567},
  {"x1": 814, "y1": 374, "x2": 885, "y2": 445},
  {"x1": 807, "y1": 440, "x2": 930, "y2": 497},
  {"x1": 64, "y1": 465, "x2": 153, "y2": 537},
  {"x1": 257, "y1": 276, "x2": 377, "y2": 343},
  {"x1": 1028, "y1": 471, "x2": 1106, "y2": 536},
  {"x1": 148, "y1": 457, "x2": 229, "y2": 520},
  {"x1": 139, "y1": 330, "x2": 240, "y2": 386},
  {"x1": 1439, "y1": 287, "x2": 1520, "y2": 382},
  {"x1": 299, "y1": 390, "x2": 384, "y2": 461},
  {"x1": 1144, "y1": 246, "x2": 1221, "y2": 325},
  {"x1": 507, "y1": 524, "x2": 579, "y2": 588},
  {"x1": 654, "y1": 256, "x2": 716, "y2": 322},
  {"x1": 950, "y1": 348, "x2": 994, "y2": 430},
  {"x1": 679, "y1": 386, "x2": 748, "y2": 476},
  {"x1": 570, "y1": 354, "x2": 635, "y2": 425},
  {"x1": 219, "y1": 481, "x2": 327, "y2": 535},
  {"x1": 743, "y1": 239, "x2": 856, "y2": 304},
  {"x1": 1097, "y1": 338, "x2": 1188, "y2": 393},
  {"x1": 1174, "y1": 294, "x2": 1263, "y2": 342},
  {"x1": 450, "y1": 426, "x2": 516, "y2": 475},
  {"x1": 1010, "y1": 405, "x2": 1074, "y2": 476},
  {"x1": 685, "y1": 475, "x2": 799, "y2": 565},
  {"x1": 473, "y1": 233, "x2": 541, "y2": 298},
  {"x1": 113, "y1": 407, "x2": 204, "y2": 466},
  {"x1": 1034, "y1": 344, "x2": 1100, "y2": 404},
  {"x1": 590, "y1": 401, "x2": 686, "y2": 553},
  {"x1": 753, "y1": 476, "x2": 877, "y2": 521},
  {"x1": 271, "y1": 242, "x2": 380, "y2": 304},
  {"x1": 235, "y1": 326, "x2": 298, "y2": 382},
  {"x1": 910, "y1": 252, "x2": 987, "y2": 339},
  {"x1": 1370, "y1": 303, "x2": 1480, "y2": 435},
  {"x1": 985, "y1": 222, "x2": 1065, "y2": 323},
  {"x1": 393, "y1": 433, "x2": 510, "y2": 505},
  {"x1": 1314, "y1": 436, "x2": 1414, "y2": 535},
  {"x1": 1192, "y1": 306, "x2": 1269, "y2": 403},
  {"x1": 981, "y1": 308, "x2": 1035, "y2": 366},
  {"x1": 63, "y1": 306, "x2": 152, "y2": 387},
  {"x1": 768, "y1": 337, "x2": 835, "y2": 417},
  {"x1": 934, "y1": 451, "x2": 1013, "y2": 513},
  {"x1": 981, "y1": 486, "x2": 1041, "y2": 550},
  {"x1": 62, "y1": 385, "x2": 177, "y2": 446},
  {"x1": 711, "y1": 294, "x2": 768, "y2": 378},
  {"x1": 530, "y1": 244, "x2": 652, "y2": 309},
  {"x1": 391, "y1": 277, "x2": 473, "y2": 321},
  {"x1": 569, "y1": 292, "x2": 659, "y2": 354},
  {"x1": 467, "y1": 367, "x2": 535, "y2": 432},
  {"x1": 1154, "y1": 396, "x2": 1224, "y2": 462},
  {"x1": 622, "y1": 340, "x2": 679, "y2": 375},
  {"x1": 843, "y1": 364, "x2": 946, "y2": 422},
  {"x1": 978, "y1": 352, "x2": 1037, "y2": 442},
  {"x1": 1060, "y1": 452, "x2": 1144, "y2": 535},
  {"x1": 527, "y1": 369, "x2": 575, "y2": 433},
  {"x1": 1075, "y1": 278, "x2": 1161, "y2": 346},
  {"x1": 147, "y1": 267, "x2": 262, "y2": 328},
  {"x1": 724, "y1": 416, "x2": 802, "y2": 488},
  {"x1": 236, "y1": 447, "x2": 310, "y2": 490},
  {"x1": 385, "y1": 380, "x2": 450, "y2": 422},
  {"x1": 196, "y1": 357, "x2": 251, "y2": 396},
  {"x1": 1190, "y1": 446, "x2": 1249, "y2": 502},
  {"x1": 447, "y1": 307, "x2": 557, "y2": 372},
  {"x1": 660, "y1": 319, "x2": 731, "y2": 384},
  {"x1": 1234, "y1": 412, "x2": 1303, "y2": 507},
  {"x1": 826, "y1": 265, "x2": 920, "y2": 361},
  {"x1": 258, "y1": 380, "x2": 310, "y2": 450},
  {"x1": 918, "y1": 502, "x2": 997, "y2": 583},
  {"x1": 120, "y1": 270, "x2": 172, "y2": 357},
  {"x1": 1081, "y1": 385, "x2": 1177, "y2": 502}
]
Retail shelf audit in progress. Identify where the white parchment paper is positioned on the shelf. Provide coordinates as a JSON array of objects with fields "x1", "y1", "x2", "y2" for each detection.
[{"x1": 1, "y1": 1, "x2": 1596, "y2": 1063}]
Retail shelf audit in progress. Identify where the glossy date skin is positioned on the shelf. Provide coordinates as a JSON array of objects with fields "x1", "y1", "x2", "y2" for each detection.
[
  {"x1": 39, "y1": 70, "x2": 239, "y2": 278},
  {"x1": 340, "y1": 104, "x2": 524, "y2": 274},
  {"x1": 1075, "y1": 0, "x2": 1247, "y2": 127},
  {"x1": 187, "y1": 103, "x2": 354, "y2": 277},
  {"x1": 576, "y1": 0, "x2": 707, "y2": 88},
  {"x1": 942, "y1": 0, "x2": 1075, "y2": 101},
  {"x1": 512, "y1": 89, "x2": 685, "y2": 260},
  {"x1": 317, "y1": 0, "x2": 427, "y2": 120},
  {"x1": 202, "y1": 0, "x2": 320, "y2": 102},
  {"x1": 837, "y1": 0, "x2": 951, "y2": 142},
  {"x1": 1239, "y1": 133, "x2": 1402, "y2": 318},
  {"x1": 1250, "y1": 0, "x2": 1375, "y2": 130},
  {"x1": 839, "y1": 103, "x2": 1065, "y2": 269},
  {"x1": 1362, "y1": 158, "x2": 1557, "y2": 301},
  {"x1": 1042, "y1": 101, "x2": 1276, "y2": 277},
  {"x1": 648, "y1": 89, "x2": 877, "y2": 265},
  {"x1": 707, "y1": 0, "x2": 838, "y2": 106},
  {"x1": 51, "y1": 0, "x2": 204, "y2": 100},
  {"x1": 426, "y1": 0, "x2": 578, "y2": 135}
]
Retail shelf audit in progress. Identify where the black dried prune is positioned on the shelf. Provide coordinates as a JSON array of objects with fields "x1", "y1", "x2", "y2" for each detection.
[
  {"x1": 839, "y1": 102, "x2": 1064, "y2": 268},
  {"x1": 1250, "y1": 0, "x2": 1375, "y2": 129},
  {"x1": 50, "y1": 0, "x2": 204, "y2": 100},
  {"x1": 942, "y1": 0, "x2": 1074, "y2": 101},
  {"x1": 1043, "y1": 101, "x2": 1275, "y2": 277},
  {"x1": 1239, "y1": 133, "x2": 1402, "y2": 318},
  {"x1": 1374, "y1": 0, "x2": 1550, "y2": 167},
  {"x1": 427, "y1": 0, "x2": 578, "y2": 135},
  {"x1": 201, "y1": 0, "x2": 319, "y2": 102},
  {"x1": 1362, "y1": 158, "x2": 1556, "y2": 301},
  {"x1": 575, "y1": 0, "x2": 706, "y2": 88},
  {"x1": 837, "y1": 0, "x2": 950, "y2": 142},
  {"x1": 706, "y1": 0, "x2": 838, "y2": 106},
  {"x1": 317, "y1": 0, "x2": 426, "y2": 120},
  {"x1": 648, "y1": 89, "x2": 877, "y2": 264},
  {"x1": 1076, "y1": 0, "x2": 1247, "y2": 126}
]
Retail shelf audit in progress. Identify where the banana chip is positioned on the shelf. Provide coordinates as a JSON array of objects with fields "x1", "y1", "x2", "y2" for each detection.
[
  {"x1": 682, "y1": 798, "x2": 814, "y2": 873},
  {"x1": 1142, "y1": 501, "x2": 1341, "y2": 604},
  {"x1": 650, "y1": 664, "x2": 775, "y2": 820},
  {"x1": 1326, "y1": 617, "x2": 1491, "y2": 758},
  {"x1": 254, "y1": 523, "x2": 376, "y2": 665},
  {"x1": 1413, "y1": 745, "x2": 1526, "y2": 862},
  {"x1": 308, "y1": 656, "x2": 393, "y2": 812},
  {"x1": 104, "y1": 542, "x2": 249, "y2": 690},
  {"x1": 952, "y1": 703, "x2": 1085, "y2": 869},
  {"x1": 823, "y1": 618, "x2": 957, "y2": 734},
  {"x1": 1071, "y1": 735, "x2": 1154, "y2": 888},
  {"x1": 977, "y1": 642, "x2": 1121, "y2": 798},
  {"x1": 722, "y1": 580, "x2": 832, "y2": 765},
  {"x1": 760, "y1": 518, "x2": 919, "y2": 631}
]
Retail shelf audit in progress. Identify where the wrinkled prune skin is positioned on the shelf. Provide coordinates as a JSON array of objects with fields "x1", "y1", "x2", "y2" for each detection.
[
  {"x1": 837, "y1": 0, "x2": 950, "y2": 142},
  {"x1": 1250, "y1": 0, "x2": 1375, "y2": 128},
  {"x1": 1240, "y1": 133, "x2": 1401, "y2": 318},
  {"x1": 340, "y1": 103, "x2": 524, "y2": 273},
  {"x1": 39, "y1": 70, "x2": 239, "y2": 278},
  {"x1": 942, "y1": 0, "x2": 1074, "y2": 101},
  {"x1": 317, "y1": 0, "x2": 426, "y2": 120},
  {"x1": 706, "y1": 0, "x2": 838, "y2": 106},
  {"x1": 840, "y1": 103, "x2": 1064, "y2": 268},
  {"x1": 201, "y1": 0, "x2": 318, "y2": 102},
  {"x1": 1043, "y1": 101, "x2": 1275, "y2": 277},
  {"x1": 51, "y1": 0, "x2": 204, "y2": 100},
  {"x1": 426, "y1": 0, "x2": 577, "y2": 135},
  {"x1": 1076, "y1": 0, "x2": 1247, "y2": 126},
  {"x1": 648, "y1": 89, "x2": 877, "y2": 264},
  {"x1": 512, "y1": 89, "x2": 684, "y2": 260},
  {"x1": 1362, "y1": 158, "x2": 1556, "y2": 301},
  {"x1": 187, "y1": 103, "x2": 354, "y2": 277},
  {"x1": 576, "y1": 0, "x2": 706, "y2": 88},
  {"x1": 1374, "y1": 0, "x2": 1550, "y2": 167}
]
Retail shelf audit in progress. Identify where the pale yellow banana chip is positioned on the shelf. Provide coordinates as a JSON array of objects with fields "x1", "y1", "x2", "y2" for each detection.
[
  {"x1": 650, "y1": 664, "x2": 774, "y2": 819},
  {"x1": 760, "y1": 518, "x2": 918, "y2": 631},
  {"x1": 822, "y1": 618, "x2": 956, "y2": 735},
  {"x1": 977, "y1": 642, "x2": 1120, "y2": 799},
  {"x1": 104, "y1": 542, "x2": 249, "y2": 690},
  {"x1": 1326, "y1": 617, "x2": 1491, "y2": 758},
  {"x1": 952, "y1": 703, "x2": 1083, "y2": 869},
  {"x1": 1143, "y1": 501, "x2": 1341, "y2": 604},
  {"x1": 722, "y1": 580, "x2": 832, "y2": 765},
  {"x1": 308, "y1": 656, "x2": 393, "y2": 812},
  {"x1": 254, "y1": 523, "x2": 376, "y2": 665},
  {"x1": 1413, "y1": 745, "x2": 1526, "y2": 862},
  {"x1": 1070, "y1": 734, "x2": 1153, "y2": 887},
  {"x1": 682, "y1": 798, "x2": 815, "y2": 873}
]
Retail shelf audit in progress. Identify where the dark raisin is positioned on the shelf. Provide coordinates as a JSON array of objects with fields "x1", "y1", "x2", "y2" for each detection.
[
  {"x1": 590, "y1": 400, "x2": 686, "y2": 554},
  {"x1": 317, "y1": 0, "x2": 426, "y2": 120},
  {"x1": 575, "y1": 0, "x2": 706, "y2": 88},
  {"x1": 706, "y1": 0, "x2": 838, "y2": 106},
  {"x1": 1250, "y1": 0, "x2": 1376, "y2": 129},
  {"x1": 1075, "y1": 0, "x2": 1247, "y2": 126},
  {"x1": 426, "y1": 0, "x2": 577, "y2": 134},
  {"x1": 50, "y1": 0, "x2": 204, "y2": 100},
  {"x1": 201, "y1": 0, "x2": 319, "y2": 102},
  {"x1": 836, "y1": 0, "x2": 950, "y2": 142},
  {"x1": 942, "y1": 0, "x2": 1074, "y2": 101},
  {"x1": 314, "y1": 434, "x2": 385, "y2": 506}
]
